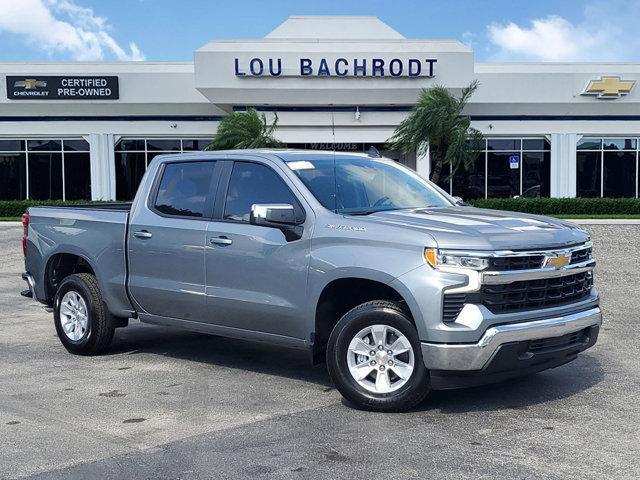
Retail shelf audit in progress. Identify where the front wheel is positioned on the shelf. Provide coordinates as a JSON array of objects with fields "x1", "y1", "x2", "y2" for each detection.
[
  {"x1": 53, "y1": 273, "x2": 115, "y2": 355},
  {"x1": 327, "y1": 300, "x2": 431, "y2": 412}
]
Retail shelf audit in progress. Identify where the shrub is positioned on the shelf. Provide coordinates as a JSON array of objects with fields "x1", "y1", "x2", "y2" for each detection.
[{"x1": 467, "y1": 198, "x2": 640, "y2": 215}]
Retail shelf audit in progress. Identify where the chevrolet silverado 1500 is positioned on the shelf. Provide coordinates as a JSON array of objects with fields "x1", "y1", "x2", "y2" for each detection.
[{"x1": 21, "y1": 150, "x2": 601, "y2": 411}]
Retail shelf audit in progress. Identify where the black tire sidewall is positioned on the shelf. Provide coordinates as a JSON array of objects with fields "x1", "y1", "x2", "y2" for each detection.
[
  {"x1": 53, "y1": 275, "x2": 99, "y2": 353},
  {"x1": 327, "y1": 302, "x2": 430, "y2": 411}
]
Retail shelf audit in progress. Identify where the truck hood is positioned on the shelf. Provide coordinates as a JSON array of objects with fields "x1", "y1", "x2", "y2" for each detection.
[{"x1": 356, "y1": 206, "x2": 589, "y2": 250}]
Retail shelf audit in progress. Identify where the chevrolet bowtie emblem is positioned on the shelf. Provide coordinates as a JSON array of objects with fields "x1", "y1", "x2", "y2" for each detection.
[
  {"x1": 583, "y1": 76, "x2": 635, "y2": 98},
  {"x1": 14, "y1": 79, "x2": 47, "y2": 89},
  {"x1": 545, "y1": 253, "x2": 571, "y2": 270}
]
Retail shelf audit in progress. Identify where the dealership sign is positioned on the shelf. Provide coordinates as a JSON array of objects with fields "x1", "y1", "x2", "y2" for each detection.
[
  {"x1": 6, "y1": 76, "x2": 119, "y2": 100},
  {"x1": 234, "y1": 57, "x2": 437, "y2": 78}
]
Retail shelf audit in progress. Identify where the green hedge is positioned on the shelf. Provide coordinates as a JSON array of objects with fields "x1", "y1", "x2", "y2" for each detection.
[
  {"x1": 468, "y1": 198, "x2": 640, "y2": 215},
  {"x1": 0, "y1": 200, "x2": 118, "y2": 218}
]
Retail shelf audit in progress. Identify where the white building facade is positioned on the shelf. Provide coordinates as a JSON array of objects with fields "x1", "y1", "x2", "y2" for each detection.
[{"x1": 1, "y1": 16, "x2": 640, "y2": 201}]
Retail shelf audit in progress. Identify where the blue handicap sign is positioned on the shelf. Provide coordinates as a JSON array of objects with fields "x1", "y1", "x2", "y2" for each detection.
[{"x1": 509, "y1": 155, "x2": 520, "y2": 169}]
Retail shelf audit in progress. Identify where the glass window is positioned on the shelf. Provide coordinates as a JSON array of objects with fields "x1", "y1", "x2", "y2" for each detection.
[
  {"x1": 576, "y1": 152, "x2": 601, "y2": 197},
  {"x1": 146, "y1": 139, "x2": 181, "y2": 151},
  {"x1": 0, "y1": 140, "x2": 24, "y2": 151},
  {"x1": 63, "y1": 139, "x2": 90, "y2": 151},
  {"x1": 0, "y1": 153, "x2": 27, "y2": 200},
  {"x1": 154, "y1": 162, "x2": 216, "y2": 217},
  {"x1": 116, "y1": 139, "x2": 146, "y2": 151},
  {"x1": 225, "y1": 162, "x2": 297, "y2": 221},
  {"x1": 452, "y1": 156, "x2": 485, "y2": 200},
  {"x1": 64, "y1": 152, "x2": 91, "y2": 200},
  {"x1": 288, "y1": 156, "x2": 451, "y2": 213},
  {"x1": 487, "y1": 152, "x2": 520, "y2": 197},
  {"x1": 182, "y1": 139, "x2": 213, "y2": 151},
  {"x1": 577, "y1": 138, "x2": 601, "y2": 150},
  {"x1": 115, "y1": 152, "x2": 146, "y2": 201},
  {"x1": 603, "y1": 151, "x2": 636, "y2": 197},
  {"x1": 522, "y1": 138, "x2": 550, "y2": 151},
  {"x1": 29, "y1": 152, "x2": 63, "y2": 200},
  {"x1": 487, "y1": 139, "x2": 520, "y2": 151},
  {"x1": 27, "y1": 139, "x2": 62, "y2": 151},
  {"x1": 603, "y1": 138, "x2": 636, "y2": 151},
  {"x1": 522, "y1": 152, "x2": 550, "y2": 197}
]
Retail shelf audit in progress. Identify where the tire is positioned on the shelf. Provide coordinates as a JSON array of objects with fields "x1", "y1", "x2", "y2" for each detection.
[
  {"x1": 53, "y1": 273, "x2": 115, "y2": 355},
  {"x1": 327, "y1": 300, "x2": 431, "y2": 412}
]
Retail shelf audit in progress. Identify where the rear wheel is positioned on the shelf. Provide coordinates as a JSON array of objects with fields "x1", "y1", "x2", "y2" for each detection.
[
  {"x1": 53, "y1": 273, "x2": 115, "y2": 355},
  {"x1": 327, "y1": 300, "x2": 431, "y2": 412}
]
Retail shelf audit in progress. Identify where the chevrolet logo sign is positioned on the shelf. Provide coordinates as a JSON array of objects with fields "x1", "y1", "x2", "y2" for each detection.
[
  {"x1": 14, "y1": 79, "x2": 47, "y2": 89},
  {"x1": 544, "y1": 253, "x2": 571, "y2": 270},
  {"x1": 583, "y1": 76, "x2": 635, "y2": 98}
]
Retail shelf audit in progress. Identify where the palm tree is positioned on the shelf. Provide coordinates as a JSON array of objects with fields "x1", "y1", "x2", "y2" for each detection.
[
  {"x1": 387, "y1": 80, "x2": 484, "y2": 185},
  {"x1": 204, "y1": 108, "x2": 284, "y2": 150}
]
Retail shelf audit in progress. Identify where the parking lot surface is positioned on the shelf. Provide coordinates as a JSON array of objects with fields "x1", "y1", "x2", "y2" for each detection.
[{"x1": 1, "y1": 222, "x2": 638, "y2": 479}]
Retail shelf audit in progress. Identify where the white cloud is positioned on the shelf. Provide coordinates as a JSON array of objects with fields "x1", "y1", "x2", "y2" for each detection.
[
  {"x1": 486, "y1": 1, "x2": 640, "y2": 62},
  {"x1": 0, "y1": 0, "x2": 145, "y2": 61}
]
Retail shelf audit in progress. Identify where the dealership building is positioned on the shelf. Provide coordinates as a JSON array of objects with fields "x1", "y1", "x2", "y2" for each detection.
[{"x1": 2, "y1": 15, "x2": 640, "y2": 202}]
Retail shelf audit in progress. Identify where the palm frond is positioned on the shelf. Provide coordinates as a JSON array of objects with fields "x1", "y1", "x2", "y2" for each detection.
[
  {"x1": 204, "y1": 108, "x2": 284, "y2": 151},
  {"x1": 386, "y1": 81, "x2": 484, "y2": 181}
]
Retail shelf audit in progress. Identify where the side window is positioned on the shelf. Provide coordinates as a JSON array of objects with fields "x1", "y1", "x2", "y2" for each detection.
[
  {"x1": 224, "y1": 162, "x2": 297, "y2": 222},
  {"x1": 154, "y1": 161, "x2": 216, "y2": 218}
]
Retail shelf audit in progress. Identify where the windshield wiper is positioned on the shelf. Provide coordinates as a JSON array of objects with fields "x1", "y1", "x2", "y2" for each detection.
[{"x1": 344, "y1": 207, "x2": 403, "y2": 216}]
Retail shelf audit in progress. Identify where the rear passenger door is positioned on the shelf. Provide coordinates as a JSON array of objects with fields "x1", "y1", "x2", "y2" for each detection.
[
  {"x1": 128, "y1": 160, "x2": 222, "y2": 321},
  {"x1": 204, "y1": 159, "x2": 312, "y2": 340}
]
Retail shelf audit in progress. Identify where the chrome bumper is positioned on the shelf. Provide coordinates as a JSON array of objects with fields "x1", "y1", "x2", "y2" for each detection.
[
  {"x1": 421, "y1": 306, "x2": 602, "y2": 371},
  {"x1": 21, "y1": 272, "x2": 35, "y2": 298}
]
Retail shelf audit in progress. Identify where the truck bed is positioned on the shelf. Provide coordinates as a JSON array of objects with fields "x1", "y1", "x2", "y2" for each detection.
[{"x1": 25, "y1": 205, "x2": 133, "y2": 317}]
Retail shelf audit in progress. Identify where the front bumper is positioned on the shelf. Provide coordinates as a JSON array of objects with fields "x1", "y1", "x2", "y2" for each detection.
[{"x1": 421, "y1": 306, "x2": 602, "y2": 373}]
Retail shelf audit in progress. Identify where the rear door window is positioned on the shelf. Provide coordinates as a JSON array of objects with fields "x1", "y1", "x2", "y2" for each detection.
[{"x1": 154, "y1": 161, "x2": 217, "y2": 218}]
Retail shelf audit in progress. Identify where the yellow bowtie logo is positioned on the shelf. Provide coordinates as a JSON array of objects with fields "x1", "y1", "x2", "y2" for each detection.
[
  {"x1": 583, "y1": 76, "x2": 635, "y2": 98},
  {"x1": 14, "y1": 79, "x2": 47, "y2": 90},
  {"x1": 545, "y1": 253, "x2": 571, "y2": 269}
]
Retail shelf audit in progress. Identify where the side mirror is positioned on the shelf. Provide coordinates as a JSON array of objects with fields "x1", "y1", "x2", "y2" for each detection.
[
  {"x1": 452, "y1": 196, "x2": 466, "y2": 206},
  {"x1": 250, "y1": 204, "x2": 303, "y2": 241},
  {"x1": 250, "y1": 204, "x2": 298, "y2": 227}
]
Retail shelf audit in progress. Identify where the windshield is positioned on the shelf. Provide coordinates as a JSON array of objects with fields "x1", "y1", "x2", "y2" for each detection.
[{"x1": 286, "y1": 156, "x2": 453, "y2": 214}]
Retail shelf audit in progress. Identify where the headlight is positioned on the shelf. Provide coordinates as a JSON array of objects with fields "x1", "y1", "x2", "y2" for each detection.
[{"x1": 424, "y1": 248, "x2": 489, "y2": 271}]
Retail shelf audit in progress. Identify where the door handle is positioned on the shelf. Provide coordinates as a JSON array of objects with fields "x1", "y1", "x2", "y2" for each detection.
[
  {"x1": 133, "y1": 230, "x2": 153, "y2": 239},
  {"x1": 209, "y1": 236, "x2": 233, "y2": 246}
]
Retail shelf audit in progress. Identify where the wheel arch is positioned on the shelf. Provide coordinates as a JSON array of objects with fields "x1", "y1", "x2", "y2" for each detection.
[
  {"x1": 311, "y1": 275, "x2": 417, "y2": 365},
  {"x1": 43, "y1": 250, "x2": 98, "y2": 305}
]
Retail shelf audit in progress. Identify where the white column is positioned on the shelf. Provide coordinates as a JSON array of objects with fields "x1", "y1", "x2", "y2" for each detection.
[
  {"x1": 415, "y1": 142, "x2": 430, "y2": 180},
  {"x1": 86, "y1": 133, "x2": 116, "y2": 201},
  {"x1": 550, "y1": 133, "x2": 579, "y2": 198}
]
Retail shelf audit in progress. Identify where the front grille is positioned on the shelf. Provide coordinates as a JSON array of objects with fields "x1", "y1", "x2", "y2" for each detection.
[
  {"x1": 528, "y1": 328, "x2": 589, "y2": 354},
  {"x1": 480, "y1": 272, "x2": 593, "y2": 314},
  {"x1": 570, "y1": 247, "x2": 592, "y2": 264},
  {"x1": 442, "y1": 293, "x2": 466, "y2": 322},
  {"x1": 489, "y1": 255, "x2": 545, "y2": 271}
]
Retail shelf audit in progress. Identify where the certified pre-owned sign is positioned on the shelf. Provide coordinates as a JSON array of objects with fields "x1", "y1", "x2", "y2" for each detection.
[{"x1": 6, "y1": 76, "x2": 119, "y2": 100}]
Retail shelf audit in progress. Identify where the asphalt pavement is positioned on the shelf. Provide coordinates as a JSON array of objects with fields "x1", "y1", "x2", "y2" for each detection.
[{"x1": 0, "y1": 222, "x2": 638, "y2": 479}]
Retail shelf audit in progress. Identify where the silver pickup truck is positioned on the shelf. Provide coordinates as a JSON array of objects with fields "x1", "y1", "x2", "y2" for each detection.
[{"x1": 21, "y1": 150, "x2": 601, "y2": 411}]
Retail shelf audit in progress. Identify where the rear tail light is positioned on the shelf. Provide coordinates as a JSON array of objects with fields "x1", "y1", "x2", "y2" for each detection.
[{"x1": 22, "y1": 212, "x2": 29, "y2": 257}]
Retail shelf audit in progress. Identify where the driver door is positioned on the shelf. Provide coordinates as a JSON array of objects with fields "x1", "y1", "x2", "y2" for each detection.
[{"x1": 204, "y1": 159, "x2": 312, "y2": 340}]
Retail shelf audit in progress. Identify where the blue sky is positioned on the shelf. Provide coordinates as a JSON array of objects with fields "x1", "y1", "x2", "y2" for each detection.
[{"x1": 0, "y1": 0, "x2": 638, "y2": 62}]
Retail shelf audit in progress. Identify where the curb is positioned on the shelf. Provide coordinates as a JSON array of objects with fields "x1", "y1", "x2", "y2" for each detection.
[{"x1": 568, "y1": 219, "x2": 640, "y2": 225}]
